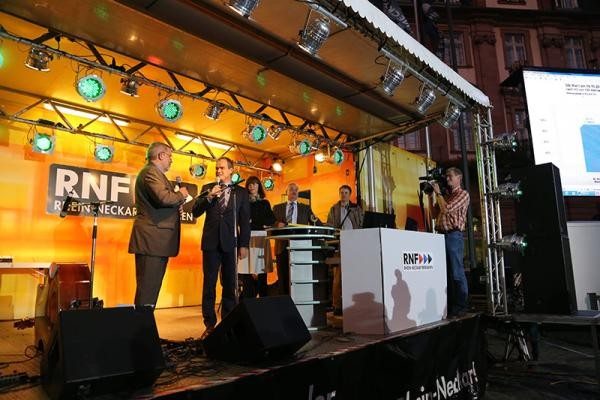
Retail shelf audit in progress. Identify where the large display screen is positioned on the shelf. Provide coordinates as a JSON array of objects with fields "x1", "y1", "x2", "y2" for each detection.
[{"x1": 523, "y1": 69, "x2": 600, "y2": 196}]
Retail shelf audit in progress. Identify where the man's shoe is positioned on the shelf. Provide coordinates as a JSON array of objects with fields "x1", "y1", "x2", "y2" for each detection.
[{"x1": 200, "y1": 326, "x2": 215, "y2": 341}]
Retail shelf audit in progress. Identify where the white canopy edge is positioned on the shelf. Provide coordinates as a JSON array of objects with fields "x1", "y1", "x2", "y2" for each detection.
[{"x1": 339, "y1": 0, "x2": 491, "y2": 108}]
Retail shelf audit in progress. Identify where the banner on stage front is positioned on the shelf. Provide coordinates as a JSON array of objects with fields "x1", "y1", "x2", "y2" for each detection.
[{"x1": 46, "y1": 164, "x2": 198, "y2": 223}]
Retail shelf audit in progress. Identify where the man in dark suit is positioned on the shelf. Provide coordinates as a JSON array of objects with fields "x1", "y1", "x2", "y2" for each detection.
[
  {"x1": 272, "y1": 182, "x2": 320, "y2": 295},
  {"x1": 193, "y1": 157, "x2": 250, "y2": 338},
  {"x1": 129, "y1": 142, "x2": 189, "y2": 308}
]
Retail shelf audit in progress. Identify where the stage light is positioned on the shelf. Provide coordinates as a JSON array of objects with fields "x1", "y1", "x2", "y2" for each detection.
[
  {"x1": 290, "y1": 138, "x2": 312, "y2": 156},
  {"x1": 76, "y1": 74, "x2": 106, "y2": 102},
  {"x1": 25, "y1": 47, "x2": 53, "y2": 72},
  {"x1": 189, "y1": 163, "x2": 207, "y2": 178},
  {"x1": 232, "y1": 172, "x2": 242, "y2": 184},
  {"x1": 263, "y1": 177, "x2": 275, "y2": 191},
  {"x1": 314, "y1": 147, "x2": 326, "y2": 163},
  {"x1": 268, "y1": 125, "x2": 284, "y2": 140},
  {"x1": 381, "y1": 64, "x2": 406, "y2": 96},
  {"x1": 490, "y1": 182, "x2": 523, "y2": 199},
  {"x1": 492, "y1": 234, "x2": 527, "y2": 253},
  {"x1": 227, "y1": 0, "x2": 261, "y2": 18},
  {"x1": 271, "y1": 158, "x2": 283, "y2": 172},
  {"x1": 244, "y1": 124, "x2": 268, "y2": 144},
  {"x1": 120, "y1": 78, "x2": 140, "y2": 97},
  {"x1": 439, "y1": 101, "x2": 462, "y2": 129},
  {"x1": 486, "y1": 132, "x2": 518, "y2": 152},
  {"x1": 328, "y1": 148, "x2": 344, "y2": 165},
  {"x1": 157, "y1": 98, "x2": 183, "y2": 122},
  {"x1": 94, "y1": 144, "x2": 114, "y2": 162},
  {"x1": 32, "y1": 131, "x2": 55, "y2": 154},
  {"x1": 298, "y1": 17, "x2": 330, "y2": 56},
  {"x1": 415, "y1": 84, "x2": 436, "y2": 114},
  {"x1": 205, "y1": 101, "x2": 224, "y2": 121}
]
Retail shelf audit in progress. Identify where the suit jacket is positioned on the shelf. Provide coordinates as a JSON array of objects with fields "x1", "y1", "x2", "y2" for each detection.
[
  {"x1": 272, "y1": 201, "x2": 321, "y2": 254},
  {"x1": 192, "y1": 182, "x2": 250, "y2": 252},
  {"x1": 327, "y1": 202, "x2": 363, "y2": 229},
  {"x1": 128, "y1": 163, "x2": 185, "y2": 257}
]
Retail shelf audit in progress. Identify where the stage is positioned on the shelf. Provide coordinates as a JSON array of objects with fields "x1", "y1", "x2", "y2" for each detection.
[{"x1": 0, "y1": 306, "x2": 485, "y2": 399}]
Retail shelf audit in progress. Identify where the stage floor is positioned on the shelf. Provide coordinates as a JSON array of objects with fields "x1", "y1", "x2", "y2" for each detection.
[{"x1": 0, "y1": 306, "x2": 458, "y2": 399}]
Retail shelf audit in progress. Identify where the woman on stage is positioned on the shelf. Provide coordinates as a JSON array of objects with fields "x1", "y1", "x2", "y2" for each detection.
[{"x1": 238, "y1": 176, "x2": 276, "y2": 298}]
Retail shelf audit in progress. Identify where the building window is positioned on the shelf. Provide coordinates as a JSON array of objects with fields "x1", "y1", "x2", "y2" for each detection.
[
  {"x1": 504, "y1": 33, "x2": 527, "y2": 68},
  {"x1": 394, "y1": 131, "x2": 422, "y2": 151},
  {"x1": 451, "y1": 112, "x2": 474, "y2": 152},
  {"x1": 439, "y1": 32, "x2": 467, "y2": 67},
  {"x1": 513, "y1": 109, "x2": 528, "y2": 140},
  {"x1": 565, "y1": 36, "x2": 586, "y2": 69},
  {"x1": 555, "y1": 0, "x2": 579, "y2": 9}
]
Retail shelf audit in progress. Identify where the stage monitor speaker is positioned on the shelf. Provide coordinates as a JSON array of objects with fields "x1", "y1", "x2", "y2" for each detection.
[
  {"x1": 203, "y1": 296, "x2": 311, "y2": 363},
  {"x1": 512, "y1": 162, "x2": 568, "y2": 236},
  {"x1": 42, "y1": 307, "x2": 165, "y2": 399},
  {"x1": 521, "y1": 235, "x2": 577, "y2": 314}
]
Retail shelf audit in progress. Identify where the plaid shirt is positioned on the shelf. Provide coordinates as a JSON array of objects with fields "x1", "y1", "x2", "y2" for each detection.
[{"x1": 436, "y1": 186, "x2": 469, "y2": 232}]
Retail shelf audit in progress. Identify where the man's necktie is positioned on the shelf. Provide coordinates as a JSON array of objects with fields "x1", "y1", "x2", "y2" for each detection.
[
  {"x1": 286, "y1": 202, "x2": 294, "y2": 223},
  {"x1": 217, "y1": 186, "x2": 228, "y2": 212}
]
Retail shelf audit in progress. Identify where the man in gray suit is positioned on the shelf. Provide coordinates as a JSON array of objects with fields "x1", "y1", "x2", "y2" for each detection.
[
  {"x1": 129, "y1": 142, "x2": 189, "y2": 308},
  {"x1": 272, "y1": 182, "x2": 320, "y2": 295}
]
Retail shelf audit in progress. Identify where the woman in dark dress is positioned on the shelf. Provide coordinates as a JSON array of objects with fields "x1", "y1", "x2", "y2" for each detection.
[{"x1": 238, "y1": 176, "x2": 276, "y2": 298}]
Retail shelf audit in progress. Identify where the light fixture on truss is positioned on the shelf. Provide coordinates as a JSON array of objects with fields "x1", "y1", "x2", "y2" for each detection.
[
  {"x1": 204, "y1": 101, "x2": 225, "y2": 121},
  {"x1": 227, "y1": 0, "x2": 261, "y2": 18},
  {"x1": 485, "y1": 132, "x2": 518, "y2": 152},
  {"x1": 490, "y1": 182, "x2": 523, "y2": 199},
  {"x1": 289, "y1": 137, "x2": 312, "y2": 156},
  {"x1": 31, "y1": 130, "x2": 55, "y2": 154},
  {"x1": 94, "y1": 144, "x2": 114, "y2": 163},
  {"x1": 76, "y1": 74, "x2": 107, "y2": 102},
  {"x1": 263, "y1": 177, "x2": 275, "y2": 191},
  {"x1": 381, "y1": 62, "x2": 406, "y2": 96},
  {"x1": 156, "y1": 98, "x2": 184, "y2": 122},
  {"x1": 492, "y1": 234, "x2": 527, "y2": 253},
  {"x1": 25, "y1": 47, "x2": 53, "y2": 72},
  {"x1": 243, "y1": 124, "x2": 268, "y2": 144},
  {"x1": 189, "y1": 163, "x2": 207, "y2": 178},
  {"x1": 415, "y1": 83, "x2": 436, "y2": 114},
  {"x1": 439, "y1": 101, "x2": 463, "y2": 128},
  {"x1": 120, "y1": 78, "x2": 141, "y2": 97}
]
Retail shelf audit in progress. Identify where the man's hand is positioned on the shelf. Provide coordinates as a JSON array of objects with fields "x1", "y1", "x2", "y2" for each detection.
[
  {"x1": 238, "y1": 247, "x2": 249, "y2": 260},
  {"x1": 431, "y1": 182, "x2": 441, "y2": 195},
  {"x1": 207, "y1": 184, "x2": 224, "y2": 201},
  {"x1": 275, "y1": 221, "x2": 286, "y2": 228},
  {"x1": 179, "y1": 186, "x2": 189, "y2": 198}
]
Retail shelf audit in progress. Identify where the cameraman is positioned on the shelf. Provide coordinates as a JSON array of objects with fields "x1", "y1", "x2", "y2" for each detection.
[{"x1": 427, "y1": 167, "x2": 470, "y2": 318}]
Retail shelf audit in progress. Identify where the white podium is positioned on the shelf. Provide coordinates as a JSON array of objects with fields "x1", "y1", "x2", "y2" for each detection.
[{"x1": 341, "y1": 228, "x2": 447, "y2": 334}]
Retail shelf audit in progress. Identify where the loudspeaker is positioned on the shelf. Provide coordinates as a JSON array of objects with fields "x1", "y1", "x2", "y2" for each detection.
[
  {"x1": 203, "y1": 296, "x2": 311, "y2": 363},
  {"x1": 521, "y1": 235, "x2": 576, "y2": 314},
  {"x1": 42, "y1": 307, "x2": 165, "y2": 399},
  {"x1": 511, "y1": 163, "x2": 576, "y2": 314},
  {"x1": 512, "y1": 163, "x2": 567, "y2": 236}
]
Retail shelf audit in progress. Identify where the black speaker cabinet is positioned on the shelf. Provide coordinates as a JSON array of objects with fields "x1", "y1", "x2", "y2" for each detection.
[
  {"x1": 511, "y1": 163, "x2": 577, "y2": 314},
  {"x1": 42, "y1": 307, "x2": 165, "y2": 399},
  {"x1": 512, "y1": 163, "x2": 568, "y2": 236},
  {"x1": 203, "y1": 296, "x2": 311, "y2": 363}
]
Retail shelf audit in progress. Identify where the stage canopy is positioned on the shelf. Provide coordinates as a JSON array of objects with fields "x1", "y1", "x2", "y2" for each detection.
[{"x1": 0, "y1": 0, "x2": 490, "y2": 168}]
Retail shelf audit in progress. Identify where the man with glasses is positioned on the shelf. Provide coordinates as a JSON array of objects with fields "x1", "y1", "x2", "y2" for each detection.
[{"x1": 129, "y1": 142, "x2": 189, "y2": 309}]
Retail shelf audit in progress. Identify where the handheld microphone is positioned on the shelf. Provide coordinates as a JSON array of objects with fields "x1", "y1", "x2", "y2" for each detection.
[
  {"x1": 60, "y1": 194, "x2": 74, "y2": 218},
  {"x1": 174, "y1": 176, "x2": 182, "y2": 192}
]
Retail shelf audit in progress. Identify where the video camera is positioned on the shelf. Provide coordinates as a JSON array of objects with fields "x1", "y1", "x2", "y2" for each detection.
[{"x1": 419, "y1": 167, "x2": 447, "y2": 195}]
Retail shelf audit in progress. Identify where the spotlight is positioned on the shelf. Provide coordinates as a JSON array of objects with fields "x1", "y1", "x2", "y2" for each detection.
[
  {"x1": 232, "y1": 172, "x2": 242, "y2": 184},
  {"x1": 227, "y1": 0, "x2": 261, "y2": 18},
  {"x1": 263, "y1": 177, "x2": 275, "y2": 191},
  {"x1": 490, "y1": 182, "x2": 523, "y2": 199},
  {"x1": 157, "y1": 99, "x2": 183, "y2": 122},
  {"x1": 298, "y1": 17, "x2": 330, "y2": 56},
  {"x1": 25, "y1": 47, "x2": 53, "y2": 72},
  {"x1": 439, "y1": 102, "x2": 463, "y2": 129},
  {"x1": 415, "y1": 84, "x2": 436, "y2": 114},
  {"x1": 189, "y1": 163, "x2": 207, "y2": 178},
  {"x1": 271, "y1": 158, "x2": 283, "y2": 172},
  {"x1": 76, "y1": 74, "x2": 106, "y2": 102},
  {"x1": 120, "y1": 78, "x2": 140, "y2": 97},
  {"x1": 381, "y1": 64, "x2": 406, "y2": 96},
  {"x1": 268, "y1": 125, "x2": 284, "y2": 140},
  {"x1": 290, "y1": 138, "x2": 312, "y2": 156},
  {"x1": 486, "y1": 132, "x2": 518, "y2": 152},
  {"x1": 204, "y1": 102, "x2": 224, "y2": 121},
  {"x1": 314, "y1": 147, "x2": 326, "y2": 163},
  {"x1": 328, "y1": 148, "x2": 344, "y2": 165},
  {"x1": 492, "y1": 234, "x2": 527, "y2": 254},
  {"x1": 32, "y1": 131, "x2": 55, "y2": 154},
  {"x1": 244, "y1": 124, "x2": 268, "y2": 144},
  {"x1": 94, "y1": 144, "x2": 114, "y2": 162}
]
